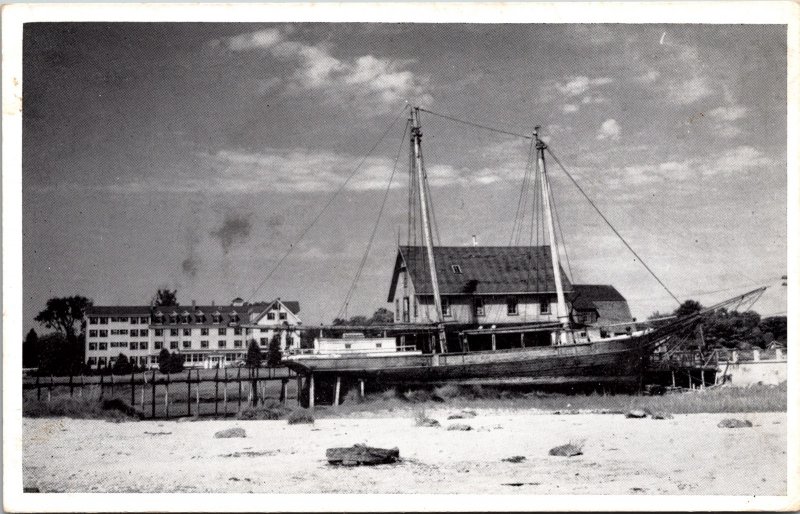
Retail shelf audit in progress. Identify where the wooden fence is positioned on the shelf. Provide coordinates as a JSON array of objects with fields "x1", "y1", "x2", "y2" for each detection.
[{"x1": 22, "y1": 366, "x2": 300, "y2": 419}]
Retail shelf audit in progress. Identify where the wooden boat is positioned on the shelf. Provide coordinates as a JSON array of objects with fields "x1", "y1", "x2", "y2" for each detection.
[{"x1": 285, "y1": 107, "x2": 765, "y2": 388}]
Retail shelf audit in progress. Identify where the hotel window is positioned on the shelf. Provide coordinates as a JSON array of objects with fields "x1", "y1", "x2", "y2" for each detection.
[
  {"x1": 89, "y1": 317, "x2": 98, "y2": 325},
  {"x1": 130, "y1": 317, "x2": 138, "y2": 325},
  {"x1": 99, "y1": 342, "x2": 108, "y2": 350},
  {"x1": 87, "y1": 357, "x2": 97, "y2": 366},
  {"x1": 201, "y1": 328, "x2": 209, "y2": 336},
  {"x1": 99, "y1": 330, "x2": 108, "y2": 337},
  {"x1": 451, "y1": 264, "x2": 462, "y2": 274},
  {"x1": 261, "y1": 328, "x2": 269, "y2": 333},
  {"x1": 170, "y1": 341, "x2": 178, "y2": 350},
  {"x1": 218, "y1": 341, "x2": 226, "y2": 348},
  {"x1": 89, "y1": 330, "x2": 98, "y2": 337},
  {"x1": 344, "y1": 343, "x2": 352, "y2": 349},
  {"x1": 98, "y1": 357, "x2": 107, "y2": 367},
  {"x1": 279, "y1": 312, "x2": 287, "y2": 320},
  {"x1": 89, "y1": 343, "x2": 97, "y2": 351},
  {"x1": 234, "y1": 328, "x2": 242, "y2": 336},
  {"x1": 230, "y1": 313, "x2": 240, "y2": 323},
  {"x1": 110, "y1": 317, "x2": 119, "y2": 322},
  {"x1": 473, "y1": 297, "x2": 485, "y2": 317},
  {"x1": 119, "y1": 317, "x2": 128, "y2": 322},
  {"x1": 539, "y1": 298, "x2": 550, "y2": 315},
  {"x1": 267, "y1": 312, "x2": 276, "y2": 320},
  {"x1": 234, "y1": 340, "x2": 243, "y2": 348},
  {"x1": 184, "y1": 341, "x2": 193, "y2": 349},
  {"x1": 130, "y1": 329, "x2": 138, "y2": 337},
  {"x1": 260, "y1": 338, "x2": 268, "y2": 347},
  {"x1": 130, "y1": 342, "x2": 138, "y2": 350},
  {"x1": 154, "y1": 313, "x2": 164, "y2": 324},
  {"x1": 140, "y1": 342, "x2": 148, "y2": 350},
  {"x1": 140, "y1": 316, "x2": 149, "y2": 324},
  {"x1": 200, "y1": 341, "x2": 209, "y2": 349},
  {"x1": 181, "y1": 314, "x2": 190, "y2": 324},
  {"x1": 441, "y1": 297, "x2": 451, "y2": 317},
  {"x1": 170, "y1": 328, "x2": 179, "y2": 337},
  {"x1": 169, "y1": 314, "x2": 177, "y2": 324},
  {"x1": 218, "y1": 328, "x2": 226, "y2": 335},
  {"x1": 507, "y1": 296, "x2": 519, "y2": 316},
  {"x1": 154, "y1": 342, "x2": 162, "y2": 350},
  {"x1": 140, "y1": 329, "x2": 148, "y2": 337},
  {"x1": 183, "y1": 328, "x2": 191, "y2": 336},
  {"x1": 155, "y1": 329, "x2": 163, "y2": 336},
  {"x1": 99, "y1": 317, "x2": 108, "y2": 324}
]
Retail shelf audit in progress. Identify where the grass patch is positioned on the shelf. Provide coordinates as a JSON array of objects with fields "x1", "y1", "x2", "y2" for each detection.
[
  {"x1": 287, "y1": 407, "x2": 314, "y2": 424},
  {"x1": 236, "y1": 401, "x2": 290, "y2": 420},
  {"x1": 23, "y1": 394, "x2": 142, "y2": 421}
]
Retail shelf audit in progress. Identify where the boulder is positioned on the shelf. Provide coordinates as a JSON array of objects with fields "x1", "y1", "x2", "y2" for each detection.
[
  {"x1": 447, "y1": 423, "x2": 473, "y2": 431},
  {"x1": 650, "y1": 411, "x2": 673, "y2": 420},
  {"x1": 326, "y1": 444, "x2": 399, "y2": 466},
  {"x1": 549, "y1": 443, "x2": 583, "y2": 457},
  {"x1": 214, "y1": 427, "x2": 247, "y2": 438},
  {"x1": 417, "y1": 418, "x2": 440, "y2": 427},
  {"x1": 502, "y1": 455, "x2": 526, "y2": 463},
  {"x1": 625, "y1": 409, "x2": 648, "y2": 419},
  {"x1": 717, "y1": 418, "x2": 752, "y2": 428},
  {"x1": 448, "y1": 410, "x2": 477, "y2": 420}
]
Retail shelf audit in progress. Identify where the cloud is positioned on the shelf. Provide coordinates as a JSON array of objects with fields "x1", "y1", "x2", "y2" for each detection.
[
  {"x1": 213, "y1": 28, "x2": 431, "y2": 114},
  {"x1": 635, "y1": 70, "x2": 661, "y2": 84},
  {"x1": 181, "y1": 255, "x2": 200, "y2": 278},
  {"x1": 667, "y1": 76, "x2": 714, "y2": 105},
  {"x1": 556, "y1": 76, "x2": 613, "y2": 97},
  {"x1": 707, "y1": 105, "x2": 747, "y2": 122},
  {"x1": 210, "y1": 213, "x2": 253, "y2": 254},
  {"x1": 596, "y1": 119, "x2": 621, "y2": 141},
  {"x1": 562, "y1": 104, "x2": 579, "y2": 114}
]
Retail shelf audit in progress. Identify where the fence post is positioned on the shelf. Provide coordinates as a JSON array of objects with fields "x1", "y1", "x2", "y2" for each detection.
[
  {"x1": 36, "y1": 375, "x2": 41, "y2": 401},
  {"x1": 48, "y1": 375, "x2": 53, "y2": 402},
  {"x1": 165, "y1": 372, "x2": 170, "y2": 419},
  {"x1": 69, "y1": 374, "x2": 74, "y2": 397},
  {"x1": 280, "y1": 379, "x2": 287, "y2": 405},
  {"x1": 187, "y1": 369, "x2": 192, "y2": 417},
  {"x1": 99, "y1": 372, "x2": 105, "y2": 399},
  {"x1": 251, "y1": 368, "x2": 258, "y2": 407},
  {"x1": 80, "y1": 374, "x2": 84, "y2": 398},
  {"x1": 214, "y1": 367, "x2": 219, "y2": 417},
  {"x1": 223, "y1": 368, "x2": 228, "y2": 417},
  {"x1": 151, "y1": 371, "x2": 156, "y2": 419},
  {"x1": 110, "y1": 372, "x2": 115, "y2": 396},
  {"x1": 196, "y1": 370, "x2": 200, "y2": 413},
  {"x1": 130, "y1": 371, "x2": 135, "y2": 407},
  {"x1": 237, "y1": 367, "x2": 242, "y2": 411},
  {"x1": 296, "y1": 375, "x2": 302, "y2": 406}
]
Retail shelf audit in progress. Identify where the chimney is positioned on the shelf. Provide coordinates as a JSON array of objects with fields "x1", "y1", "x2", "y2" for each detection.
[
  {"x1": 472, "y1": 235, "x2": 478, "y2": 247},
  {"x1": 191, "y1": 300, "x2": 196, "y2": 309},
  {"x1": 211, "y1": 300, "x2": 215, "y2": 307}
]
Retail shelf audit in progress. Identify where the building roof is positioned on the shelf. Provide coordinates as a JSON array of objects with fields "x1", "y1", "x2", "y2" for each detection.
[
  {"x1": 389, "y1": 245, "x2": 573, "y2": 300},
  {"x1": 86, "y1": 299, "x2": 300, "y2": 322},
  {"x1": 569, "y1": 284, "x2": 633, "y2": 327},
  {"x1": 85, "y1": 306, "x2": 153, "y2": 316}
]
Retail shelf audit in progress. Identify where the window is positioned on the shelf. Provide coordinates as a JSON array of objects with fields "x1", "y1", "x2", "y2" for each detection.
[
  {"x1": 183, "y1": 328, "x2": 191, "y2": 336},
  {"x1": 98, "y1": 357, "x2": 107, "y2": 367},
  {"x1": 170, "y1": 328, "x2": 179, "y2": 336},
  {"x1": 170, "y1": 341, "x2": 178, "y2": 350},
  {"x1": 89, "y1": 330, "x2": 98, "y2": 337},
  {"x1": 218, "y1": 340, "x2": 226, "y2": 348},
  {"x1": 234, "y1": 328, "x2": 242, "y2": 335},
  {"x1": 279, "y1": 312, "x2": 287, "y2": 320},
  {"x1": 154, "y1": 342, "x2": 162, "y2": 350},
  {"x1": 110, "y1": 329, "x2": 128, "y2": 335},
  {"x1": 154, "y1": 313, "x2": 164, "y2": 324},
  {"x1": 395, "y1": 299, "x2": 400, "y2": 321},
  {"x1": 473, "y1": 297, "x2": 485, "y2": 317},
  {"x1": 89, "y1": 343, "x2": 97, "y2": 351},
  {"x1": 140, "y1": 329, "x2": 148, "y2": 337},
  {"x1": 89, "y1": 317, "x2": 98, "y2": 325},
  {"x1": 181, "y1": 314, "x2": 191, "y2": 324},
  {"x1": 99, "y1": 317, "x2": 108, "y2": 324},
  {"x1": 87, "y1": 357, "x2": 97, "y2": 366},
  {"x1": 200, "y1": 340, "x2": 209, "y2": 349},
  {"x1": 110, "y1": 317, "x2": 119, "y2": 322},
  {"x1": 185, "y1": 341, "x2": 193, "y2": 349},
  {"x1": 344, "y1": 343, "x2": 352, "y2": 349},
  {"x1": 451, "y1": 264, "x2": 462, "y2": 274},
  {"x1": 218, "y1": 328, "x2": 226, "y2": 335},
  {"x1": 131, "y1": 317, "x2": 138, "y2": 325},
  {"x1": 169, "y1": 314, "x2": 178, "y2": 324},
  {"x1": 201, "y1": 328, "x2": 209, "y2": 336},
  {"x1": 539, "y1": 298, "x2": 550, "y2": 314},
  {"x1": 261, "y1": 328, "x2": 269, "y2": 333},
  {"x1": 267, "y1": 312, "x2": 276, "y2": 320},
  {"x1": 376, "y1": 343, "x2": 382, "y2": 348},
  {"x1": 130, "y1": 342, "x2": 138, "y2": 350},
  {"x1": 155, "y1": 329, "x2": 163, "y2": 336},
  {"x1": 130, "y1": 329, "x2": 138, "y2": 337},
  {"x1": 246, "y1": 328, "x2": 252, "y2": 335},
  {"x1": 140, "y1": 316, "x2": 149, "y2": 324},
  {"x1": 99, "y1": 342, "x2": 108, "y2": 350},
  {"x1": 119, "y1": 317, "x2": 128, "y2": 323},
  {"x1": 140, "y1": 342, "x2": 148, "y2": 350},
  {"x1": 402, "y1": 297, "x2": 410, "y2": 323},
  {"x1": 260, "y1": 338, "x2": 268, "y2": 347},
  {"x1": 99, "y1": 329, "x2": 108, "y2": 337},
  {"x1": 414, "y1": 298, "x2": 418, "y2": 318},
  {"x1": 507, "y1": 296, "x2": 519, "y2": 316},
  {"x1": 234, "y1": 340, "x2": 243, "y2": 348},
  {"x1": 441, "y1": 297, "x2": 451, "y2": 317},
  {"x1": 212, "y1": 313, "x2": 221, "y2": 324}
]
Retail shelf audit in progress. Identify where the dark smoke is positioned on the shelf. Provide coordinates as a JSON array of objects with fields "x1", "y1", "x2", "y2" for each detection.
[
  {"x1": 211, "y1": 213, "x2": 252, "y2": 254},
  {"x1": 181, "y1": 255, "x2": 200, "y2": 277}
]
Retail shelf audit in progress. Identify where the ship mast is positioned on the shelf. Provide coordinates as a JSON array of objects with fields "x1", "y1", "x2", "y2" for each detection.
[
  {"x1": 534, "y1": 126, "x2": 571, "y2": 344},
  {"x1": 411, "y1": 107, "x2": 447, "y2": 354}
]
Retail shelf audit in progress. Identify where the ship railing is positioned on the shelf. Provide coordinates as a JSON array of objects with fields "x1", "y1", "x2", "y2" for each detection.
[{"x1": 286, "y1": 345, "x2": 420, "y2": 356}]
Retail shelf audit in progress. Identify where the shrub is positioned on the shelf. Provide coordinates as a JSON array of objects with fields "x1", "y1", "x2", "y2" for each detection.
[
  {"x1": 237, "y1": 401, "x2": 289, "y2": 420},
  {"x1": 287, "y1": 407, "x2": 314, "y2": 424},
  {"x1": 23, "y1": 394, "x2": 141, "y2": 421},
  {"x1": 433, "y1": 384, "x2": 460, "y2": 400}
]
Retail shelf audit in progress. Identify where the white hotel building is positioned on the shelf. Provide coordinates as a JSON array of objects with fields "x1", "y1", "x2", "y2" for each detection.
[{"x1": 84, "y1": 298, "x2": 301, "y2": 369}]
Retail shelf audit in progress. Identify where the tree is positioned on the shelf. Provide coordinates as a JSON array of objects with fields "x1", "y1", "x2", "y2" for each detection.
[
  {"x1": 23, "y1": 329, "x2": 39, "y2": 368},
  {"x1": 151, "y1": 288, "x2": 178, "y2": 307},
  {"x1": 267, "y1": 333, "x2": 283, "y2": 367},
  {"x1": 674, "y1": 299, "x2": 703, "y2": 317},
  {"x1": 369, "y1": 307, "x2": 394, "y2": 325},
  {"x1": 158, "y1": 349, "x2": 172, "y2": 373},
  {"x1": 168, "y1": 353, "x2": 184, "y2": 373},
  {"x1": 246, "y1": 339, "x2": 262, "y2": 368},
  {"x1": 34, "y1": 296, "x2": 92, "y2": 373},
  {"x1": 112, "y1": 353, "x2": 133, "y2": 375}
]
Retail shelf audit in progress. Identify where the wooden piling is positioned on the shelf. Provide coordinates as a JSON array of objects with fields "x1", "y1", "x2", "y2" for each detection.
[
  {"x1": 130, "y1": 371, "x2": 135, "y2": 407},
  {"x1": 110, "y1": 373, "x2": 115, "y2": 396},
  {"x1": 48, "y1": 375, "x2": 53, "y2": 402},
  {"x1": 333, "y1": 376, "x2": 341, "y2": 407},
  {"x1": 309, "y1": 373, "x2": 315, "y2": 410},
  {"x1": 165, "y1": 372, "x2": 170, "y2": 419},
  {"x1": 359, "y1": 379, "x2": 365, "y2": 400},
  {"x1": 80, "y1": 374, "x2": 84, "y2": 398},
  {"x1": 196, "y1": 373, "x2": 200, "y2": 413},
  {"x1": 520, "y1": 332, "x2": 525, "y2": 348},
  {"x1": 671, "y1": 370, "x2": 676, "y2": 388},
  {"x1": 99, "y1": 373, "x2": 104, "y2": 399},
  {"x1": 214, "y1": 367, "x2": 220, "y2": 417},
  {"x1": 36, "y1": 375, "x2": 41, "y2": 401},
  {"x1": 151, "y1": 371, "x2": 156, "y2": 419},
  {"x1": 69, "y1": 374, "x2": 74, "y2": 397},
  {"x1": 491, "y1": 332, "x2": 497, "y2": 351}
]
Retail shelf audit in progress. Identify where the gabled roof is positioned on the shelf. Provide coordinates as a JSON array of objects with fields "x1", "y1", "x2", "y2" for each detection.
[
  {"x1": 569, "y1": 284, "x2": 633, "y2": 326},
  {"x1": 389, "y1": 245, "x2": 573, "y2": 300}
]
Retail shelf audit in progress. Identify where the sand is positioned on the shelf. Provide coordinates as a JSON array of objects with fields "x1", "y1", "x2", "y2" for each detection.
[{"x1": 23, "y1": 409, "x2": 786, "y2": 495}]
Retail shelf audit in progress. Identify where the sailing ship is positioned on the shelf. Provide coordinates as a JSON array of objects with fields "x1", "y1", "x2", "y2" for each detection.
[{"x1": 284, "y1": 106, "x2": 765, "y2": 389}]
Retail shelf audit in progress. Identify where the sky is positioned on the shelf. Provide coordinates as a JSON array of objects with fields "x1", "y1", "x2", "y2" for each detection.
[{"x1": 22, "y1": 22, "x2": 787, "y2": 331}]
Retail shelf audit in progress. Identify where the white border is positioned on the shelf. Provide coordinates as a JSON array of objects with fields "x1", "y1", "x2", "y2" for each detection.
[{"x1": 3, "y1": 2, "x2": 798, "y2": 512}]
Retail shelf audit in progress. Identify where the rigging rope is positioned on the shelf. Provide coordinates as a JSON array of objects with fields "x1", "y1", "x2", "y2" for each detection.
[
  {"x1": 545, "y1": 146, "x2": 681, "y2": 305},
  {"x1": 510, "y1": 138, "x2": 536, "y2": 244},
  {"x1": 419, "y1": 108, "x2": 533, "y2": 140},
  {"x1": 246, "y1": 105, "x2": 408, "y2": 303},
  {"x1": 548, "y1": 173, "x2": 574, "y2": 284},
  {"x1": 337, "y1": 120, "x2": 411, "y2": 320}
]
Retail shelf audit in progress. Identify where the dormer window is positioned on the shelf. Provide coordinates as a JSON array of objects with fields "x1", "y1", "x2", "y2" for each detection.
[
  {"x1": 212, "y1": 312, "x2": 222, "y2": 324},
  {"x1": 181, "y1": 311, "x2": 191, "y2": 324},
  {"x1": 451, "y1": 264, "x2": 462, "y2": 274},
  {"x1": 195, "y1": 311, "x2": 205, "y2": 324},
  {"x1": 169, "y1": 312, "x2": 178, "y2": 324},
  {"x1": 229, "y1": 311, "x2": 239, "y2": 324},
  {"x1": 154, "y1": 313, "x2": 164, "y2": 324}
]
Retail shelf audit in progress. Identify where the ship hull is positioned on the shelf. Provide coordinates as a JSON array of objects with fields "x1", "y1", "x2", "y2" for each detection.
[{"x1": 285, "y1": 336, "x2": 647, "y2": 386}]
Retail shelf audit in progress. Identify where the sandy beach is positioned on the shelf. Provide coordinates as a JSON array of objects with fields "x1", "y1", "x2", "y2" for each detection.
[{"x1": 23, "y1": 409, "x2": 786, "y2": 495}]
